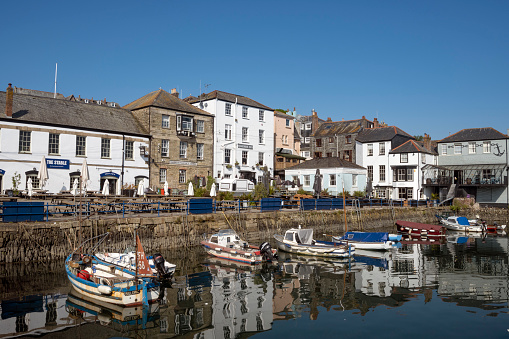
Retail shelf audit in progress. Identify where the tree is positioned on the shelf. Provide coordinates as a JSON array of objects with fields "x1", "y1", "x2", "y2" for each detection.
[{"x1": 414, "y1": 135, "x2": 424, "y2": 141}]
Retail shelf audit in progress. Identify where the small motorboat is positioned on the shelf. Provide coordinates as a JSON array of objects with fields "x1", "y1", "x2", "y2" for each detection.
[
  {"x1": 95, "y1": 250, "x2": 176, "y2": 281},
  {"x1": 274, "y1": 227, "x2": 354, "y2": 258},
  {"x1": 331, "y1": 231, "x2": 398, "y2": 250},
  {"x1": 65, "y1": 233, "x2": 161, "y2": 307},
  {"x1": 201, "y1": 229, "x2": 278, "y2": 264},
  {"x1": 395, "y1": 220, "x2": 446, "y2": 239},
  {"x1": 438, "y1": 215, "x2": 506, "y2": 233}
]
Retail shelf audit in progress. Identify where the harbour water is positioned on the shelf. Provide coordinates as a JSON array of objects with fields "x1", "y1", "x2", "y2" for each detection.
[{"x1": 1, "y1": 232, "x2": 508, "y2": 338}]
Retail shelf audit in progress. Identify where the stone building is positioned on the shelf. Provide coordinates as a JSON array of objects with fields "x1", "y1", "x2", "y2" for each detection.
[
  {"x1": 295, "y1": 109, "x2": 324, "y2": 160},
  {"x1": 125, "y1": 89, "x2": 214, "y2": 191},
  {"x1": 311, "y1": 116, "x2": 375, "y2": 163}
]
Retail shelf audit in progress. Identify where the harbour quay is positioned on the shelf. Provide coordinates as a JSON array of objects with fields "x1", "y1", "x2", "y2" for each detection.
[{"x1": 1, "y1": 206, "x2": 507, "y2": 263}]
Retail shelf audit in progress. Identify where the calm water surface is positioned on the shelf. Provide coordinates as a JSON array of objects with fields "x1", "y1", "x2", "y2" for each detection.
[{"x1": 1, "y1": 233, "x2": 508, "y2": 338}]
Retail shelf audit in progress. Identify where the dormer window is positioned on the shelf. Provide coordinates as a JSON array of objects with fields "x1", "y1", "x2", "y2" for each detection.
[
  {"x1": 176, "y1": 115, "x2": 194, "y2": 131},
  {"x1": 84, "y1": 99, "x2": 89, "y2": 104}
]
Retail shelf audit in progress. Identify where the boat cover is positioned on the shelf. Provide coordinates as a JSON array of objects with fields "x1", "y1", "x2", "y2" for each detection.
[
  {"x1": 341, "y1": 232, "x2": 388, "y2": 243},
  {"x1": 289, "y1": 228, "x2": 314, "y2": 245},
  {"x1": 456, "y1": 217, "x2": 470, "y2": 226}
]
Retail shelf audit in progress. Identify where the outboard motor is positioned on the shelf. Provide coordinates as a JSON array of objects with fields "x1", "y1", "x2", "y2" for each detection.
[
  {"x1": 153, "y1": 253, "x2": 173, "y2": 281},
  {"x1": 259, "y1": 242, "x2": 278, "y2": 262}
]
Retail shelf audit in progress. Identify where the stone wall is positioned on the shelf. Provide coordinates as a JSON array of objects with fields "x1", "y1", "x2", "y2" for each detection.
[{"x1": 0, "y1": 206, "x2": 507, "y2": 263}]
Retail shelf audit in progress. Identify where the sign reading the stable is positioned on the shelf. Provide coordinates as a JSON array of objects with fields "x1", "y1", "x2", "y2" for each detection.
[{"x1": 46, "y1": 158, "x2": 70, "y2": 169}]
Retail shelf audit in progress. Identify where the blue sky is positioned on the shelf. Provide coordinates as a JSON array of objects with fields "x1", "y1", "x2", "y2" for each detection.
[{"x1": 2, "y1": 0, "x2": 508, "y2": 140}]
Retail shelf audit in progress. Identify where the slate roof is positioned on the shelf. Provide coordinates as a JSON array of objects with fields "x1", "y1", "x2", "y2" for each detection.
[
  {"x1": 0, "y1": 91, "x2": 148, "y2": 136},
  {"x1": 313, "y1": 118, "x2": 369, "y2": 137},
  {"x1": 124, "y1": 89, "x2": 212, "y2": 116},
  {"x1": 355, "y1": 126, "x2": 413, "y2": 143},
  {"x1": 389, "y1": 139, "x2": 437, "y2": 155},
  {"x1": 438, "y1": 127, "x2": 508, "y2": 143},
  {"x1": 186, "y1": 90, "x2": 273, "y2": 111},
  {"x1": 285, "y1": 157, "x2": 365, "y2": 170}
]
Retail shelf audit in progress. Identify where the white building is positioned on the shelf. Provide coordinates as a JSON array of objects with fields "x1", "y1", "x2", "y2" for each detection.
[
  {"x1": 187, "y1": 91, "x2": 274, "y2": 183},
  {"x1": 356, "y1": 127, "x2": 436, "y2": 200},
  {"x1": 0, "y1": 84, "x2": 150, "y2": 195}
]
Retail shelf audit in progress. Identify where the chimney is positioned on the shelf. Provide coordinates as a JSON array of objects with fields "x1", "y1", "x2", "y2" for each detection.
[
  {"x1": 311, "y1": 109, "x2": 318, "y2": 134},
  {"x1": 373, "y1": 117, "x2": 379, "y2": 128},
  {"x1": 327, "y1": 117, "x2": 332, "y2": 122},
  {"x1": 170, "y1": 88, "x2": 179, "y2": 98},
  {"x1": 423, "y1": 133, "x2": 431, "y2": 151},
  {"x1": 5, "y1": 83, "x2": 13, "y2": 118}
]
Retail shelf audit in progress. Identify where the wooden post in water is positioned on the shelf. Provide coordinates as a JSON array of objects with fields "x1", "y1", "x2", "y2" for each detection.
[{"x1": 342, "y1": 179, "x2": 347, "y2": 232}]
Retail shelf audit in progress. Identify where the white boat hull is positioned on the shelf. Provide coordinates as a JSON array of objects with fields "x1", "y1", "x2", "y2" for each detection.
[{"x1": 274, "y1": 234, "x2": 354, "y2": 258}]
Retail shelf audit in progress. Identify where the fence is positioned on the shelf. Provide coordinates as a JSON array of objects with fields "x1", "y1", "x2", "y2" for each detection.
[{"x1": 0, "y1": 198, "x2": 433, "y2": 222}]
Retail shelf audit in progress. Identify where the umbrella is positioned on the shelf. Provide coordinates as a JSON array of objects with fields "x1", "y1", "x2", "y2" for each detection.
[
  {"x1": 163, "y1": 181, "x2": 169, "y2": 196},
  {"x1": 71, "y1": 178, "x2": 79, "y2": 196},
  {"x1": 313, "y1": 169, "x2": 322, "y2": 197},
  {"x1": 276, "y1": 176, "x2": 282, "y2": 186},
  {"x1": 210, "y1": 183, "x2": 217, "y2": 197},
  {"x1": 366, "y1": 177, "x2": 372, "y2": 198},
  {"x1": 38, "y1": 156, "x2": 49, "y2": 189},
  {"x1": 102, "y1": 179, "x2": 110, "y2": 196},
  {"x1": 116, "y1": 179, "x2": 121, "y2": 196},
  {"x1": 137, "y1": 180, "x2": 145, "y2": 196},
  {"x1": 27, "y1": 177, "x2": 33, "y2": 197},
  {"x1": 187, "y1": 182, "x2": 194, "y2": 196},
  {"x1": 80, "y1": 159, "x2": 89, "y2": 195}
]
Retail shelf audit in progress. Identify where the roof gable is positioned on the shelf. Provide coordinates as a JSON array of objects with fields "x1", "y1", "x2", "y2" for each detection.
[
  {"x1": 285, "y1": 157, "x2": 365, "y2": 170},
  {"x1": 124, "y1": 89, "x2": 212, "y2": 116},
  {"x1": 356, "y1": 126, "x2": 413, "y2": 143},
  {"x1": 187, "y1": 90, "x2": 272, "y2": 111},
  {"x1": 389, "y1": 139, "x2": 437, "y2": 155},
  {"x1": 313, "y1": 119, "x2": 368, "y2": 137}
]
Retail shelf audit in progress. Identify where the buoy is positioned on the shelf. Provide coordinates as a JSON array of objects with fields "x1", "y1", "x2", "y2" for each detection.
[{"x1": 98, "y1": 285, "x2": 112, "y2": 295}]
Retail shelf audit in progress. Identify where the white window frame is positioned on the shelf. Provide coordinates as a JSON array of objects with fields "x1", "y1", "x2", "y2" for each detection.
[
  {"x1": 367, "y1": 144, "x2": 373, "y2": 156},
  {"x1": 259, "y1": 110, "x2": 264, "y2": 121},
  {"x1": 367, "y1": 166, "x2": 373, "y2": 181},
  {"x1": 179, "y1": 169, "x2": 186, "y2": 184},
  {"x1": 197, "y1": 143, "x2": 204, "y2": 160},
  {"x1": 468, "y1": 142, "x2": 476, "y2": 154},
  {"x1": 305, "y1": 123, "x2": 311, "y2": 130},
  {"x1": 379, "y1": 165, "x2": 385, "y2": 182},
  {"x1": 19, "y1": 130, "x2": 31, "y2": 153},
  {"x1": 101, "y1": 138, "x2": 111, "y2": 158},
  {"x1": 162, "y1": 115, "x2": 169, "y2": 128},
  {"x1": 441, "y1": 144, "x2": 447, "y2": 155},
  {"x1": 48, "y1": 133, "x2": 60, "y2": 155},
  {"x1": 304, "y1": 137, "x2": 310, "y2": 144},
  {"x1": 197, "y1": 120, "x2": 204, "y2": 133},
  {"x1": 242, "y1": 127, "x2": 248, "y2": 142},
  {"x1": 454, "y1": 143, "x2": 462, "y2": 155},
  {"x1": 76, "y1": 135, "x2": 86, "y2": 156},
  {"x1": 242, "y1": 150, "x2": 248, "y2": 165},
  {"x1": 401, "y1": 153, "x2": 408, "y2": 163},
  {"x1": 304, "y1": 175, "x2": 310, "y2": 186},
  {"x1": 379, "y1": 142, "x2": 385, "y2": 155},
  {"x1": 159, "y1": 168, "x2": 167, "y2": 183},
  {"x1": 161, "y1": 139, "x2": 169, "y2": 157},
  {"x1": 352, "y1": 174, "x2": 358, "y2": 186},
  {"x1": 483, "y1": 141, "x2": 491, "y2": 153},
  {"x1": 125, "y1": 140, "x2": 134, "y2": 160},
  {"x1": 329, "y1": 174, "x2": 336, "y2": 186},
  {"x1": 258, "y1": 152, "x2": 264, "y2": 165},
  {"x1": 225, "y1": 103, "x2": 232, "y2": 116},
  {"x1": 180, "y1": 141, "x2": 187, "y2": 158},
  {"x1": 225, "y1": 124, "x2": 232, "y2": 140},
  {"x1": 242, "y1": 107, "x2": 248, "y2": 119},
  {"x1": 224, "y1": 149, "x2": 231, "y2": 164},
  {"x1": 259, "y1": 130, "x2": 265, "y2": 144}
]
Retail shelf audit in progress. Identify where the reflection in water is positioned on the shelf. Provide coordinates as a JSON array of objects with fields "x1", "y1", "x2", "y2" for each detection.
[{"x1": 0, "y1": 234, "x2": 508, "y2": 337}]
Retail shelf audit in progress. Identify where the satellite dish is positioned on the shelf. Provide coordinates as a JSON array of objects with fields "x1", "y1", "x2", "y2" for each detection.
[{"x1": 204, "y1": 103, "x2": 208, "y2": 107}]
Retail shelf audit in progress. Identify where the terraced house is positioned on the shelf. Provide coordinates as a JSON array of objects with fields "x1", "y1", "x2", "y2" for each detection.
[
  {"x1": 423, "y1": 127, "x2": 509, "y2": 207},
  {"x1": 125, "y1": 89, "x2": 214, "y2": 191}
]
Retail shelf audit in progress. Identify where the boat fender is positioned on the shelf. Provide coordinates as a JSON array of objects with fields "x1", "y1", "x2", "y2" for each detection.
[
  {"x1": 82, "y1": 256, "x2": 92, "y2": 265},
  {"x1": 97, "y1": 284, "x2": 112, "y2": 295}
]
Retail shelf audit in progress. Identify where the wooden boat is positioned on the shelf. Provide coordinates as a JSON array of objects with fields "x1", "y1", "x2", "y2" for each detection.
[
  {"x1": 331, "y1": 231, "x2": 397, "y2": 250},
  {"x1": 200, "y1": 229, "x2": 278, "y2": 264},
  {"x1": 274, "y1": 227, "x2": 354, "y2": 258},
  {"x1": 438, "y1": 215, "x2": 506, "y2": 233},
  {"x1": 65, "y1": 233, "x2": 160, "y2": 307},
  {"x1": 395, "y1": 220, "x2": 446, "y2": 239},
  {"x1": 95, "y1": 250, "x2": 176, "y2": 281}
]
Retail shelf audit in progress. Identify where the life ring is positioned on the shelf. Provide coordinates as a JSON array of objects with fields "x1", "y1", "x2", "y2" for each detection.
[
  {"x1": 101, "y1": 278, "x2": 112, "y2": 286},
  {"x1": 82, "y1": 256, "x2": 92, "y2": 265}
]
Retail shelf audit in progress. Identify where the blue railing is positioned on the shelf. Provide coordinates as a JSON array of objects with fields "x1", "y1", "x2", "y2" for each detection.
[{"x1": 0, "y1": 198, "x2": 432, "y2": 222}]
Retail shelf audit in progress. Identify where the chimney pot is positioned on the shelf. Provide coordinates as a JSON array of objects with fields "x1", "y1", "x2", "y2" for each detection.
[
  {"x1": 5, "y1": 83, "x2": 13, "y2": 118},
  {"x1": 170, "y1": 88, "x2": 179, "y2": 98}
]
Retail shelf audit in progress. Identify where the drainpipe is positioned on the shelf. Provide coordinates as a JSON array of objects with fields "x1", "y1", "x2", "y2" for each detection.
[{"x1": 121, "y1": 134, "x2": 125, "y2": 194}]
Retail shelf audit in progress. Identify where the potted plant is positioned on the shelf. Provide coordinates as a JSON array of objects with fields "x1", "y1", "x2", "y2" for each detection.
[
  {"x1": 226, "y1": 164, "x2": 232, "y2": 169},
  {"x1": 235, "y1": 161, "x2": 239, "y2": 167}
]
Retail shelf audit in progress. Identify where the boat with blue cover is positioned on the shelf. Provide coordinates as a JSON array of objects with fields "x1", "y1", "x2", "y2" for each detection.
[
  {"x1": 331, "y1": 231, "x2": 398, "y2": 250},
  {"x1": 438, "y1": 215, "x2": 506, "y2": 233}
]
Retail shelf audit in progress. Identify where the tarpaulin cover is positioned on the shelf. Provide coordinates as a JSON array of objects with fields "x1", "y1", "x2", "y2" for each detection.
[{"x1": 342, "y1": 232, "x2": 389, "y2": 243}]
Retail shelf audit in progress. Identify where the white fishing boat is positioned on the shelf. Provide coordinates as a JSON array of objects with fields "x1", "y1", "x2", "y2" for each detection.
[
  {"x1": 331, "y1": 231, "x2": 397, "y2": 250},
  {"x1": 201, "y1": 229, "x2": 278, "y2": 264},
  {"x1": 65, "y1": 233, "x2": 160, "y2": 307},
  {"x1": 95, "y1": 250, "x2": 176, "y2": 281},
  {"x1": 439, "y1": 215, "x2": 506, "y2": 233},
  {"x1": 274, "y1": 227, "x2": 354, "y2": 258}
]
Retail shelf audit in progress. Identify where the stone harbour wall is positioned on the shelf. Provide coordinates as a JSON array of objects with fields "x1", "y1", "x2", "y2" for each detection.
[{"x1": 0, "y1": 206, "x2": 507, "y2": 263}]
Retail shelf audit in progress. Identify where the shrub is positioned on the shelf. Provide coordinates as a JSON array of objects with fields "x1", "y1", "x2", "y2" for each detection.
[
  {"x1": 253, "y1": 183, "x2": 269, "y2": 200},
  {"x1": 218, "y1": 191, "x2": 234, "y2": 201},
  {"x1": 353, "y1": 190, "x2": 365, "y2": 197}
]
